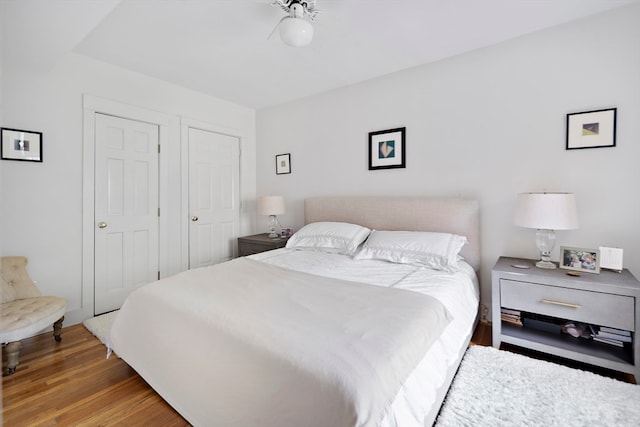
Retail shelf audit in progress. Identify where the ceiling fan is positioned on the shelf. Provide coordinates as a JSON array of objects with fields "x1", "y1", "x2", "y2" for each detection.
[{"x1": 269, "y1": 0, "x2": 319, "y2": 47}]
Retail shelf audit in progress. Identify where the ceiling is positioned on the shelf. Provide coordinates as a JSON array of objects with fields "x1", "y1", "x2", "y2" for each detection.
[{"x1": 3, "y1": 0, "x2": 637, "y2": 109}]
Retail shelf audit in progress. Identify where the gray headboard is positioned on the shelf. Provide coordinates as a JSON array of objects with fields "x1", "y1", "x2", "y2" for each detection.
[{"x1": 304, "y1": 197, "x2": 480, "y2": 272}]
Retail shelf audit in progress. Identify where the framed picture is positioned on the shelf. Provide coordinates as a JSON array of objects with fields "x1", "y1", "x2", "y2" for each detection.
[
  {"x1": 1, "y1": 127, "x2": 43, "y2": 162},
  {"x1": 566, "y1": 108, "x2": 616, "y2": 150},
  {"x1": 368, "y1": 127, "x2": 405, "y2": 170},
  {"x1": 560, "y1": 246, "x2": 600, "y2": 274},
  {"x1": 281, "y1": 227, "x2": 294, "y2": 238},
  {"x1": 275, "y1": 153, "x2": 291, "y2": 175}
]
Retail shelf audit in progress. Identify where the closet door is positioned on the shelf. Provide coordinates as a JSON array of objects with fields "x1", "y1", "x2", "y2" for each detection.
[
  {"x1": 188, "y1": 128, "x2": 240, "y2": 269},
  {"x1": 94, "y1": 113, "x2": 159, "y2": 314}
]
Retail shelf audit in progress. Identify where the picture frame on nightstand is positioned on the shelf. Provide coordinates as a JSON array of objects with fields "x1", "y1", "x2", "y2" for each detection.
[
  {"x1": 599, "y1": 246, "x2": 624, "y2": 272},
  {"x1": 560, "y1": 246, "x2": 600, "y2": 274},
  {"x1": 280, "y1": 227, "x2": 294, "y2": 238}
]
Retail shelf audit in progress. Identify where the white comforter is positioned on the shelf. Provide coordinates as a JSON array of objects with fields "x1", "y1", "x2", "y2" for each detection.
[
  {"x1": 110, "y1": 256, "x2": 453, "y2": 427},
  {"x1": 254, "y1": 249, "x2": 479, "y2": 427}
]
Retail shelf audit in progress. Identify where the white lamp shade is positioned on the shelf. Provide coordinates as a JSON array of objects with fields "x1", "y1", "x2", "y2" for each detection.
[
  {"x1": 279, "y1": 17, "x2": 313, "y2": 47},
  {"x1": 514, "y1": 192, "x2": 578, "y2": 230},
  {"x1": 258, "y1": 196, "x2": 285, "y2": 216}
]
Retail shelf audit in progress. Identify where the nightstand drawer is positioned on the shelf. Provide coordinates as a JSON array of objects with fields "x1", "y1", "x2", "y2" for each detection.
[
  {"x1": 501, "y1": 279, "x2": 635, "y2": 331},
  {"x1": 239, "y1": 242, "x2": 274, "y2": 256},
  {"x1": 237, "y1": 234, "x2": 289, "y2": 257}
]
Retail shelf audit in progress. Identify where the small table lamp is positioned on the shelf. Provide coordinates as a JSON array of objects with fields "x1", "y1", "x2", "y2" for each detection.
[
  {"x1": 258, "y1": 196, "x2": 285, "y2": 238},
  {"x1": 514, "y1": 192, "x2": 579, "y2": 269}
]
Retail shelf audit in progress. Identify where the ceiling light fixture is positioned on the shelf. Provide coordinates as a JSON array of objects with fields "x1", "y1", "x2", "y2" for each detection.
[
  {"x1": 279, "y1": 4, "x2": 313, "y2": 47},
  {"x1": 270, "y1": 1, "x2": 318, "y2": 47}
]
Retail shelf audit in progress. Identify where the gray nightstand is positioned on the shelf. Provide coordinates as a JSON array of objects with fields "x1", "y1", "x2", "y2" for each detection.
[
  {"x1": 492, "y1": 256, "x2": 640, "y2": 380},
  {"x1": 237, "y1": 233, "x2": 289, "y2": 257}
]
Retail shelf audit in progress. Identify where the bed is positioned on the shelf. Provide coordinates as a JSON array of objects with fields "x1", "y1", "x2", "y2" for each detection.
[{"x1": 110, "y1": 196, "x2": 480, "y2": 426}]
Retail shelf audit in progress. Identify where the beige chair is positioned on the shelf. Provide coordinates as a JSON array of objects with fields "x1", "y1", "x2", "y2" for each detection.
[{"x1": 1, "y1": 256, "x2": 66, "y2": 376}]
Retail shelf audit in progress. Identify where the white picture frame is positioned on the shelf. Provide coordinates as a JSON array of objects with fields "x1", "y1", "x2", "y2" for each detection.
[{"x1": 560, "y1": 246, "x2": 600, "y2": 274}]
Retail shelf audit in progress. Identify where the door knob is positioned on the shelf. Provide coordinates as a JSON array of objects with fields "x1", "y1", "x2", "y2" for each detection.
[
  {"x1": 97, "y1": 222, "x2": 108, "y2": 229},
  {"x1": 191, "y1": 216, "x2": 199, "y2": 222}
]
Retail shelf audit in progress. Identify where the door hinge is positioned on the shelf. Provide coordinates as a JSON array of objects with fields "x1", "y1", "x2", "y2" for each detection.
[
  {"x1": 158, "y1": 207, "x2": 160, "y2": 217},
  {"x1": 158, "y1": 271, "x2": 160, "y2": 280}
]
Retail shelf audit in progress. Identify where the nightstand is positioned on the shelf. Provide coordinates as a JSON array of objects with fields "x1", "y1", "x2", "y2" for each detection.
[
  {"x1": 237, "y1": 233, "x2": 289, "y2": 256},
  {"x1": 492, "y1": 256, "x2": 640, "y2": 380}
]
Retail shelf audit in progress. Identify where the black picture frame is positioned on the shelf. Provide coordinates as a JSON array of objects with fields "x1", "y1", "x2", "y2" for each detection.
[
  {"x1": 1, "y1": 127, "x2": 43, "y2": 162},
  {"x1": 275, "y1": 153, "x2": 291, "y2": 175},
  {"x1": 368, "y1": 127, "x2": 405, "y2": 170},
  {"x1": 566, "y1": 108, "x2": 616, "y2": 150}
]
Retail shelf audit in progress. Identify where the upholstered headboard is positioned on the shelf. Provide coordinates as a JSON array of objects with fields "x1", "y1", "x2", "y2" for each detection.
[{"x1": 304, "y1": 197, "x2": 480, "y2": 272}]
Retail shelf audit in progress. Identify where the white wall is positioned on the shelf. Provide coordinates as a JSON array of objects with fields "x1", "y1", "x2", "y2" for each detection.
[
  {"x1": 0, "y1": 53, "x2": 256, "y2": 325},
  {"x1": 0, "y1": 1, "x2": 5, "y2": 258},
  {"x1": 256, "y1": 4, "x2": 640, "y2": 318}
]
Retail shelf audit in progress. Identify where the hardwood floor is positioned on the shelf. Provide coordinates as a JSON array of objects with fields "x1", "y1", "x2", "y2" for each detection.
[
  {"x1": 2, "y1": 324, "x2": 189, "y2": 426},
  {"x1": 2, "y1": 322, "x2": 635, "y2": 425}
]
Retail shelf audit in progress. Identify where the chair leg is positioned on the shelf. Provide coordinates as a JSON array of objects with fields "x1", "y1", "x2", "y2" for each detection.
[
  {"x1": 53, "y1": 316, "x2": 64, "y2": 342},
  {"x1": 3, "y1": 341, "x2": 22, "y2": 376}
]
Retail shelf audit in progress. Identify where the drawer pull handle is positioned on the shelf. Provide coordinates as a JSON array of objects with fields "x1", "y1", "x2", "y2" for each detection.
[{"x1": 541, "y1": 299, "x2": 581, "y2": 309}]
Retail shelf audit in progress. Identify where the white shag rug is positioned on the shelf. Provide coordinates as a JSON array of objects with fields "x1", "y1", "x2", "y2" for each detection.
[
  {"x1": 436, "y1": 345, "x2": 640, "y2": 426},
  {"x1": 83, "y1": 310, "x2": 119, "y2": 347}
]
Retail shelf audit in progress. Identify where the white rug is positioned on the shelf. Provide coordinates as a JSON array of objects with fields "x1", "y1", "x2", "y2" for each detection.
[
  {"x1": 83, "y1": 310, "x2": 119, "y2": 347},
  {"x1": 436, "y1": 345, "x2": 640, "y2": 427}
]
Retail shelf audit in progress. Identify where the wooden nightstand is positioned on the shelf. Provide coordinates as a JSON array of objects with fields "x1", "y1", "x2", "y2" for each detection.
[
  {"x1": 237, "y1": 233, "x2": 289, "y2": 256},
  {"x1": 492, "y1": 256, "x2": 640, "y2": 380}
]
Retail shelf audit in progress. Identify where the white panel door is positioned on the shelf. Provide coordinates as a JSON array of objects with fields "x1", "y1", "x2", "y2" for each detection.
[
  {"x1": 188, "y1": 128, "x2": 240, "y2": 269},
  {"x1": 94, "y1": 113, "x2": 159, "y2": 314}
]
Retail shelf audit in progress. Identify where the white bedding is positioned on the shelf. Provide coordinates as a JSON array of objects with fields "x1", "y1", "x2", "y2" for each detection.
[
  {"x1": 110, "y1": 249, "x2": 479, "y2": 427},
  {"x1": 253, "y1": 249, "x2": 480, "y2": 427}
]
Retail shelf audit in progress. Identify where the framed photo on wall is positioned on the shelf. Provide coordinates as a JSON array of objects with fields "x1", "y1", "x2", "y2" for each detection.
[
  {"x1": 560, "y1": 246, "x2": 600, "y2": 274},
  {"x1": 566, "y1": 108, "x2": 616, "y2": 150},
  {"x1": 276, "y1": 153, "x2": 291, "y2": 175},
  {"x1": 1, "y1": 127, "x2": 43, "y2": 162},
  {"x1": 368, "y1": 127, "x2": 405, "y2": 170}
]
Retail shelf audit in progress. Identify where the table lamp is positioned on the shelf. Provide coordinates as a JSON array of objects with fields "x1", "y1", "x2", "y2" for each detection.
[
  {"x1": 514, "y1": 192, "x2": 579, "y2": 269},
  {"x1": 258, "y1": 196, "x2": 285, "y2": 238}
]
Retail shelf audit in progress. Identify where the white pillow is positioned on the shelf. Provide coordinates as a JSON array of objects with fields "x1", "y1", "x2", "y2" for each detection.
[
  {"x1": 285, "y1": 222, "x2": 371, "y2": 255},
  {"x1": 354, "y1": 230, "x2": 467, "y2": 271}
]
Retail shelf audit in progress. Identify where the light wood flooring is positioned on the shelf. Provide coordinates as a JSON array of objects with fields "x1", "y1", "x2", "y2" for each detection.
[
  {"x1": 2, "y1": 322, "x2": 635, "y2": 425},
  {"x1": 2, "y1": 324, "x2": 190, "y2": 426}
]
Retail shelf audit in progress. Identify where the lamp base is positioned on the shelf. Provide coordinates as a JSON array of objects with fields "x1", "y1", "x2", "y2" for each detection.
[
  {"x1": 267, "y1": 215, "x2": 282, "y2": 239},
  {"x1": 535, "y1": 229, "x2": 557, "y2": 269},
  {"x1": 536, "y1": 260, "x2": 557, "y2": 269}
]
